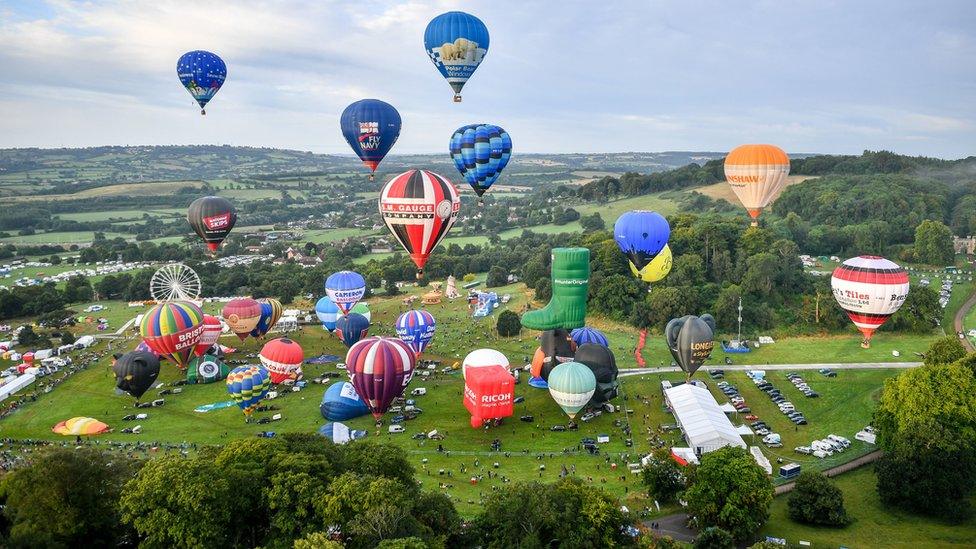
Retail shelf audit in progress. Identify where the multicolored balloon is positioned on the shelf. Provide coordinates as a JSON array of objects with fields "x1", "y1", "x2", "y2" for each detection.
[
  {"x1": 340, "y1": 99, "x2": 401, "y2": 180},
  {"x1": 320, "y1": 381, "x2": 370, "y2": 421},
  {"x1": 250, "y1": 298, "x2": 283, "y2": 338},
  {"x1": 630, "y1": 244, "x2": 673, "y2": 283},
  {"x1": 335, "y1": 313, "x2": 370, "y2": 348},
  {"x1": 424, "y1": 11, "x2": 490, "y2": 102},
  {"x1": 325, "y1": 271, "x2": 367, "y2": 316},
  {"x1": 379, "y1": 169, "x2": 461, "y2": 276},
  {"x1": 831, "y1": 256, "x2": 909, "y2": 348},
  {"x1": 177, "y1": 50, "x2": 226, "y2": 115},
  {"x1": 570, "y1": 327, "x2": 608, "y2": 348},
  {"x1": 187, "y1": 196, "x2": 236, "y2": 253},
  {"x1": 259, "y1": 337, "x2": 304, "y2": 384},
  {"x1": 450, "y1": 124, "x2": 512, "y2": 198},
  {"x1": 724, "y1": 144, "x2": 790, "y2": 225},
  {"x1": 195, "y1": 314, "x2": 223, "y2": 357},
  {"x1": 139, "y1": 301, "x2": 205, "y2": 369},
  {"x1": 547, "y1": 361, "x2": 596, "y2": 420},
  {"x1": 395, "y1": 310, "x2": 436, "y2": 357},
  {"x1": 350, "y1": 302, "x2": 371, "y2": 323},
  {"x1": 345, "y1": 337, "x2": 416, "y2": 420},
  {"x1": 226, "y1": 365, "x2": 271, "y2": 419},
  {"x1": 222, "y1": 298, "x2": 262, "y2": 341},
  {"x1": 112, "y1": 351, "x2": 161, "y2": 401},
  {"x1": 614, "y1": 210, "x2": 670, "y2": 276},
  {"x1": 315, "y1": 296, "x2": 340, "y2": 332},
  {"x1": 52, "y1": 417, "x2": 110, "y2": 436}
]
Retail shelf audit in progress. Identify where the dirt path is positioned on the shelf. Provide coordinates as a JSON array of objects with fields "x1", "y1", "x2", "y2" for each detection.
[{"x1": 953, "y1": 291, "x2": 976, "y2": 352}]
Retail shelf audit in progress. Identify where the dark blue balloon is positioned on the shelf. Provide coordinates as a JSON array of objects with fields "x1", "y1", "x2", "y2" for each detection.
[
  {"x1": 176, "y1": 50, "x2": 226, "y2": 114},
  {"x1": 423, "y1": 11, "x2": 489, "y2": 100},
  {"x1": 450, "y1": 124, "x2": 512, "y2": 197},
  {"x1": 340, "y1": 99, "x2": 401, "y2": 177},
  {"x1": 613, "y1": 211, "x2": 670, "y2": 270},
  {"x1": 320, "y1": 381, "x2": 370, "y2": 421},
  {"x1": 571, "y1": 327, "x2": 609, "y2": 348},
  {"x1": 335, "y1": 313, "x2": 370, "y2": 348},
  {"x1": 250, "y1": 302, "x2": 273, "y2": 338}
]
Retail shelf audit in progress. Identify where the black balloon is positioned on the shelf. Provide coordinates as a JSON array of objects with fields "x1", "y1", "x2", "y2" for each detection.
[
  {"x1": 113, "y1": 351, "x2": 161, "y2": 400},
  {"x1": 665, "y1": 314, "x2": 715, "y2": 377},
  {"x1": 187, "y1": 196, "x2": 237, "y2": 253},
  {"x1": 538, "y1": 328, "x2": 575, "y2": 381},
  {"x1": 574, "y1": 343, "x2": 618, "y2": 404}
]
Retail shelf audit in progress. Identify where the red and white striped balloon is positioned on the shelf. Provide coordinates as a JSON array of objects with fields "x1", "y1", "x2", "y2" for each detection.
[{"x1": 830, "y1": 256, "x2": 909, "y2": 348}]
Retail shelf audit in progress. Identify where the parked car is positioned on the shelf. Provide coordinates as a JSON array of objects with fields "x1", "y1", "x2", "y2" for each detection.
[
  {"x1": 794, "y1": 446, "x2": 813, "y2": 455},
  {"x1": 520, "y1": 415, "x2": 534, "y2": 422},
  {"x1": 550, "y1": 425, "x2": 567, "y2": 432}
]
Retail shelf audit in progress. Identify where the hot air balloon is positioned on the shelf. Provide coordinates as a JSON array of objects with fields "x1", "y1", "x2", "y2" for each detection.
[
  {"x1": 250, "y1": 298, "x2": 283, "y2": 339},
  {"x1": 462, "y1": 348, "x2": 509, "y2": 379},
  {"x1": 315, "y1": 296, "x2": 341, "y2": 332},
  {"x1": 723, "y1": 144, "x2": 790, "y2": 226},
  {"x1": 547, "y1": 362, "x2": 596, "y2": 420},
  {"x1": 424, "y1": 11, "x2": 489, "y2": 102},
  {"x1": 831, "y1": 256, "x2": 909, "y2": 348},
  {"x1": 52, "y1": 417, "x2": 110, "y2": 436},
  {"x1": 630, "y1": 244, "x2": 673, "y2": 283},
  {"x1": 614, "y1": 210, "x2": 670, "y2": 275},
  {"x1": 574, "y1": 343, "x2": 618, "y2": 405},
  {"x1": 186, "y1": 353, "x2": 229, "y2": 384},
  {"x1": 350, "y1": 302, "x2": 371, "y2": 323},
  {"x1": 325, "y1": 271, "x2": 367, "y2": 316},
  {"x1": 259, "y1": 338, "x2": 304, "y2": 384},
  {"x1": 665, "y1": 314, "x2": 716, "y2": 379},
  {"x1": 195, "y1": 314, "x2": 223, "y2": 357},
  {"x1": 335, "y1": 313, "x2": 370, "y2": 348},
  {"x1": 450, "y1": 124, "x2": 512, "y2": 199},
  {"x1": 187, "y1": 196, "x2": 236, "y2": 253},
  {"x1": 570, "y1": 327, "x2": 609, "y2": 348},
  {"x1": 345, "y1": 337, "x2": 416, "y2": 420},
  {"x1": 226, "y1": 365, "x2": 271, "y2": 420},
  {"x1": 396, "y1": 310, "x2": 436, "y2": 357},
  {"x1": 222, "y1": 298, "x2": 262, "y2": 341},
  {"x1": 318, "y1": 422, "x2": 368, "y2": 445},
  {"x1": 139, "y1": 301, "x2": 205, "y2": 369},
  {"x1": 112, "y1": 351, "x2": 161, "y2": 401},
  {"x1": 529, "y1": 329, "x2": 576, "y2": 381},
  {"x1": 379, "y1": 170, "x2": 461, "y2": 277},
  {"x1": 464, "y1": 364, "x2": 515, "y2": 428},
  {"x1": 340, "y1": 99, "x2": 401, "y2": 180},
  {"x1": 177, "y1": 50, "x2": 226, "y2": 115},
  {"x1": 320, "y1": 381, "x2": 371, "y2": 421}
]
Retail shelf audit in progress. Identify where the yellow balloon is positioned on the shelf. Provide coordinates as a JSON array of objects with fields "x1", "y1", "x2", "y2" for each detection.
[{"x1": 630, "y1": 244, "x2": 672, "y2": 282}]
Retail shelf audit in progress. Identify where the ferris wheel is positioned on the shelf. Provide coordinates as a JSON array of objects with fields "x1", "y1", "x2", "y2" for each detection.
[{"x1": 150, "y1": 263, "x2": 202, "y2": 302}]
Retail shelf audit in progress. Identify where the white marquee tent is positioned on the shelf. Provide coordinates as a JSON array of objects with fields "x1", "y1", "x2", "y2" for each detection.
[{"x1": 664, "y1": 383, "x2": 746, "y2": 455}]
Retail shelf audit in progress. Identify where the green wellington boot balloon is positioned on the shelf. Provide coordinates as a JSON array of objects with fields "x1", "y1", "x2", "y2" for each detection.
[{"x1": 522, "y1": 247, "x2": 590, "y2": 331}]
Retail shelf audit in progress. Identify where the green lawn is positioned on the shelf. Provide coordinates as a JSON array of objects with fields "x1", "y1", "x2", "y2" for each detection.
[
  {"x1": 761, "y1": 467, "x2": 976, "y2": 548},
  {"x1": 574, "y1": 193, "x2": 679, "y2": 225},
  {"x1": 0, "y1": 231, "x2": 127, "y2": 244},
  {"x1": 56, "y1": 209, "x2": 184, "y2": 222},
  {"x1": 304, "y1": 227, "x2": 378, "y2": 244}
]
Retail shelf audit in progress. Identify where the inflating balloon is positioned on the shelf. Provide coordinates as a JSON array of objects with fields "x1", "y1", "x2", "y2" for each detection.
[
  {"x1": 570, "y1": 327, "x2": 609, "y2": 348},
  {"x1": 547, "y1": 362, "x2": 596, "y2": 420},
  {"x1": 320, "y1": 381, "x2": 370, "y2": 421},
  {"x1": 831, "y1": 256, "x2": 909, "y2": 348},
  {"x1": 139, "y1": 301, "x2": 205, "y2": 369},
  {"x1": 723, "y1": 144, "x2": 790, "y2": 225},
  {"x1": 340, "y1": 99, "x2": 401, "y2": 180},
  {"x1": 177, "y1": 50, "x2": 226, "y2": 114},
  {"x1": 462, "y1": 348, "x2": 509, "y2": 380},
  {"x1": 630, "y1": 244, "x2": 673, "y2": 283},
  {"x1": 250, "y1": 298, "x2": 283, "y2": 339},
  {"x1": 450, "y1": 124, "x2": 512, "y2": 198},
  {"x1": 396, "y1": 310, "x2": 436, "y2": 357},
  {"x1": 350, "y1": 302, "x2": 372, "y2": 323},
  {"x1": 112, "y1": 351, "x2": 160, "y2": 401},
  {"x1": 186, "y1": 353, "x2": 229, "y2": 384},
  {"x1": 319, "y1": 422, "x2": 368, "y2": 445},
  {"x1": 315, "y1": 296, "x2": 340, "y2": 332},
  {"x1": 194, "y1": 314, "x2": 223, "y2": 357},
  {"x1": 530, "y1": 329, "x2": 576, "y2": 381},
  {"x1": 222, "y1": 298, "x2": 262, "y2": 341},
  {"x1": 424, "y1": 11, "x2": 489, "y2": 102},
  {"x1": 325, "y1": 271, "x2": 367, "y2": 316},
  {"x1": 464, "y1": 365, "x2": 515, "y2": 428},
  {"x1": 259, "y1": 337, "x2": 304, "y2": 384},
  {"x1": 226, "y1": 365, "x2": 271, "y2": 420},
  {"x1": 665, "y1": 314, "x2": 716, "y2": 378},
  {"x1": 345, "y1": 337, "x2": 416, "y2": 420},
  {"x1": 379, "y1": 170, "x2": 461, "y2": 276},
  {"x1": 574, "y1": 343, "x2": 618, "y2": 405},
  {"x1": 187, "y1": 196, "x2": 236, "y2": 253},
  {"x1": 335, "y1": 313, "x2": 370, "y2": 348}
]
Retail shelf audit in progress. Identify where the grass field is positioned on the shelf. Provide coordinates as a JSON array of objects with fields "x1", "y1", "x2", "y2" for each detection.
[
  {"x1": 56, "y1": 209, "x2": 185, "y2": 222},
  {"x1": 760, "y1": 467, "x2": 976, "y2": 548},
  {"x1": 5, "y1": 180, "x2": 206, "y2": 202},
  {"x1": 304, "y1": 227, "x2": 377, "y2": 243},
  {"x1": 0, "y1": 231, "x2": 128, "y2": 244},
  {"x1": 695, "y1": 175, "x2": 816, "y2": 207}
]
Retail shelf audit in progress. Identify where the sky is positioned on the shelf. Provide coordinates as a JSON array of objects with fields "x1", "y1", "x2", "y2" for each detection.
[{"x1": 0, "y1": 0, "x2": 974, "y2": 158}]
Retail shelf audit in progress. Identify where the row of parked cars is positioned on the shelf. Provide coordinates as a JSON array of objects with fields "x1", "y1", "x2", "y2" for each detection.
[
  {"x1": 786, "y1": 372, "x2": 820, "y2": 398},
  {"x1": 752, "y1": 376, "x2": 808, "y2": 425},
  {"x1": 794, "y1": 434, "x2": 852, "y2": 458},
  {"x1": 716, "y1": 380, "x2": 751, "y2": 414}
]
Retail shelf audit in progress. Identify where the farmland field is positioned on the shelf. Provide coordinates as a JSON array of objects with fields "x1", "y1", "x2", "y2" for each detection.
[
  {"x1": 5, "y1": 180, "x2": 206, "y2": 201},
  {"x1": 0, "y1": 231, "x2": 128, "y2": 244},
  {"x1": 695, "y1": 175, "x2": 816, "y2": 207}
]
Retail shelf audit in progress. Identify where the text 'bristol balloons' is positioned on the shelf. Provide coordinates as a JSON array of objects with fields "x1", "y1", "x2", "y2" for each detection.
[
  {"x1": 614, "y1": 210, "x2": 670, "y2": 275},
  {"x1": 574, "y1": 343, "x2": 619, "y2": 405},
  {"x1": 665, "y1": 314, "x2": 716, "y2": 378},
  {"x1": 320, "y1": 381, "x2": 370, "y2": 421},
  {"x1": 187, "y1": 196, "x2": 236, "y2": 253},
  {"x1": 424, "y1": 11, "x2": 490, "y2": 102},
  {"x1": 226, "y1": 365, "x2": 271, "y2": 419},
  {"x1": 631, "y1": 244, "x2": 673, "y2": 283},
  {"x1": 222, "y1": 298, "x2": 263, "y2": 341},
  {"x1": 723, "y1": 144, "x2": 790, "y2": 225},
  {"x1": 379, "y1": 170, "x2": 461, "y2": 276},
  {"x1": 112, "y1": 351, "x2": 160, "y2": 401},
  {"x1": 325, "y1": 271, "x2": 367, "y2": 316},
  {"x1": 340, "y1": 99, "x2": 401, "y2": 179},
  {"x1": 830, "y1": 256, "x2": 909, "y2": 348},
  {"x1": 177, "y1": 50, "x2": 226, "y2": 115},
  {"x1": 570, "y1": 327, "x2": 609, "y2": 348},
  {"x1": 195, "y1": 314, "x2": 223, "y2": 357},
  {"x1": 319, "y1": 422, "x2": 368, "y2": 445},
  {"x1": 396, "y1": 310, "x2": 436, "y2": 357},
  {"x1": 547, "y1": 361, "x2": 596, "y2": 420},
  {"x1": 345, "y1": 337, "x2": 416, "y2": 420},
  {"x1": 463, "y1": 348, "x2": 509, "y2": 380},
  {"x1": 315, "y1": 296, "x2": 340, "y2": 332},
  {"x1": 139, "y1": 301, "x2": 205, "y2": 369},
  {"x1": 250, "y1": 298, "x2": 283, "y2": 339},
  {"x1": 335, "y1": 313, "x2": 370, "y2": 348},
  {"x1": 259, "y1": 337, "x2": 304, "y2": 384},
  {"x1": 450, "y1": 124, "x2": 512, "y2": 198},
  {"x1": 464, "y1": 365, "x2": 515, "y2": 428}
]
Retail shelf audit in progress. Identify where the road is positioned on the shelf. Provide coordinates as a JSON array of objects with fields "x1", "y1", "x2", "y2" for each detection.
[
  {"x1": 618, "y1": 362, "x2": 920, "y2": 378},
  {"x1": 953, "y1": 290, "x2": 976, "y2": 352}
]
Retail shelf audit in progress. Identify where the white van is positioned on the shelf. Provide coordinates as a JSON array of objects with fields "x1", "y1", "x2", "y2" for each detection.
[
  {"x1": 388, "y1": 424, "x2": 405, "y2": 434},
  {"x1": 411, "y1": 388, "x2": 427, "y2": 396}
]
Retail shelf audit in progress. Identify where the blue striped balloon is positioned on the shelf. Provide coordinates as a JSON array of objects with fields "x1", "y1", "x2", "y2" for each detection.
[
  {"x1": 450, "y1": 124, "x2": 512, "y2": 197},
  {"x1": 395, "y1": 309, "x2": 436, "y2": 356},
  {"x1": 325, "y1": 271, "x2": 366, "y2": 316},
  {"x1": 423, "y1": 11, "x2": 489, "y2": 101},
  {"x1": 315, "y1": 296, "x2": 340, "y2": 332},
  {"x1": 335, "y1": 313, "x2": 370, "y2": 348},
  {"x1": 571, "y1": 327, "x2": 609, "y2": 348},
  {"x1": 320, "y1": 381, "x2": 370, "y2": 421}
]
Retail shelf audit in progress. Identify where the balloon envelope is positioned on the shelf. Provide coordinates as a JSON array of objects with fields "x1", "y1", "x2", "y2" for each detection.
[
  {"x1": 259, "y1": 338, "x2": 304, "y2": 384},
  {"x1": 325, "y1": 271, "x2": 366, "y2": 316},
  {"x1": 396, "y1": 309, "x2": 436, "y2": 356},
  {"x1": 450, "y1": 124, "x2": 512, "y2": 196},
  {"x1": 320, "y1": 381, "x2": 370, "y2": 421},
  {"x1": 463, "y1": 365, "x2": 515, "y2": 427},
  {"x1": 226, "y1": 365, "x2": 271, "y2": 417},
  {"x1": 112, "y1": 351, "x2": 161, "y2": 400},
  {"x1": 614, "y1": 210, "x2": 670, "y2": 271},
  {"x1": 340, "y1": 99, "x2": 401, "y2": 175},
  {"x1": 250, "y1": 299, "x2": 283, "y2": 338},
  {"x1": 177, "y1": 50, "x2": 226, "y2": 113},
  {"x1": 345, "y1": 337, "x2": 416, "y2": 419},
  {"x1": 187, "y1": 196, "x2": 236, "y2": 253},
  {"x1": 424, "y1": 11, "x2": 490, "y2": 100},
  {"x1": 574, "y1": 343, "x2": 618, "y2": 405},
  {"x1": 318, "y1": 422, "x2": 367, "y2": 445},
  {"x1": 186, "y1": 353, "x2": 229, "y2": 384},
  {"x1": 195, "y1": 314, "x2": 223, "y2": 357},
  {"x1": 139, "y1": 301, "x2": 205, "y2": 369},
  {"x1": 222, "y1": 298, "x2": 263, "y2": 341},
  {"x1": 630, "y1": 244, "x2": 673, "y2": 283},
  {"x1": 315, "y1": 296, "x2": 340, "y2": 332},
  {"x1": 547, "y1": 362, "x2": 596, "y2": 419},
  {"x1": 831, "y1": 256, "x2": 909, "y2": 346},
  {"x1": 665, "y1": 315, "x2": 715, "y2": 377},
  {"x1": 723, "y1": 144, "x2": 790, "y2": 221},
  {"x1": 335, "y1": 313, "x2": 370, "y2": 348},
  {"x1": 52, "y1": 417, "x2": 110, "y2": 436},
  {"x1": 379, "y1": 170, "x2": 460, "y2": 274},
  {"x1": 463, "y1": 348, "x2": 509, "y2": 379},
  {"x1": 350, "y1": 302, "x2": 371, "y2": 323},
  {"x1": 570, "y1": 327, "x2": 609, "y2": 348},
  {"x1": 531, "y1": 329, "x2": 576, "y2": 381}
]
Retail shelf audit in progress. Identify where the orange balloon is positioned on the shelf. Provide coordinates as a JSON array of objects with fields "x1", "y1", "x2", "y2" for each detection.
[
  {"x1": 723, "y1": 144, "x2": 790, "y2": 223},
  {"x1": 530, "y1": 347, "x2": 545, "y2": 378}
]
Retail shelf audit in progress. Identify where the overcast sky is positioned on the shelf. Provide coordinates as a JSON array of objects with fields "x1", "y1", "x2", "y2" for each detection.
[{"x1": 1, "y1": 0, "x2": 973, "y2": 158}]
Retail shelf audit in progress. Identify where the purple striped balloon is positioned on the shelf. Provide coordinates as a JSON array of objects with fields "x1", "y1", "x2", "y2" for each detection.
[{"x1": 345, "y1": 336, "x2": 416, "y2": 419}]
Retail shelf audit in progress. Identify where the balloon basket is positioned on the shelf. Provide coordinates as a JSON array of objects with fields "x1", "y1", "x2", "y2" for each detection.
[
  {"x1": 453, "y1": 94, "x2": 462, "y2": 103},
  {"x1": 201, "y1": 109, "x2": 206, "y2": 116},
  {"x1": 368, "y1": 174, "x2": 375, "y2": 181}
]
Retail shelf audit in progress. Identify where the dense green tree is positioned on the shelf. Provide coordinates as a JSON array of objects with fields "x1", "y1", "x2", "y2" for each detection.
[
  {"x1": 385, "y1": 277, "x2": 401, "y2": 296},
  {"x1": 786, "y1": 472, "x2": 850, "y2": 527},
  {"x1": 486, "y1": 266, "x2": 507, "y2": 288},
  {"x1": 534, "y1": 277, "x2": 552, "y2": 302},
  {"x1": 693, "y1": 526, "x2": 734, "y2": 549},
  {"x1": 376, "y1": 537, "x2": 428, "y2": 549},
  {"x1": 683, "y1": 447, "x2": 773, "y2": 541},
  {"x1": 884, "y1": 286, "x2": 941, "y2": 333},
  {"x1": 63, "y1": 275, "x2": 94, "y2": 303},
  {"x1": 913, "y1": 220, "x2": 955, "y2": 265},
  {"x1": 293, "y1": 532, "x2": 343, "y2": 549},
  {"x1": 923, "y1": 336, "x2": 967, "y2": 366},
  {"x1": 496, "y1": 310, "x2": 522, "y2": 337},
  {"x1": 641, "y1": 449, "x2": 686, "y2": 503},
  {"x1": 591, "y1": 274, "x2": 643, "y2": 321}
]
